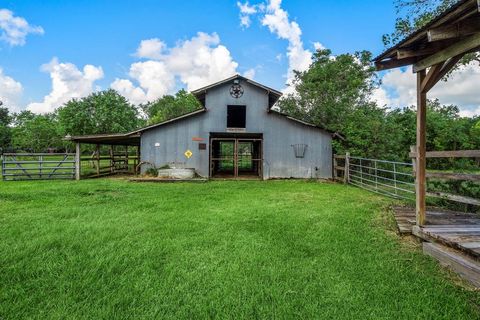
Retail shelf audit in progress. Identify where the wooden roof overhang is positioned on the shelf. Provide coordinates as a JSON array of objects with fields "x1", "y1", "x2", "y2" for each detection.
[
  {"x1": 373, "y1": 0, "x2": 480, "y2": 226},
  {"x1": 65, "y1": 133, "x2": 141, "y2": 146},
  {"x1": 375, "y1": 0, "x2": 480, "y2": 76}
]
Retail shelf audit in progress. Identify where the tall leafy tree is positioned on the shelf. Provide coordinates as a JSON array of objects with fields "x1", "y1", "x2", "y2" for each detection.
[
  {"x1": 57, "y1": 89, "x2": 143, "y2": 136},
  {"x1": 0, "y1": 103, "x2": 12, "y2": 152},
  {"x1": 11, "y1": 111, "x2": 62, "y2": 152},
  {"x1": 278, "y1": 49, "x2": 378, "y2": 133},
  {"x1": 141, "y1": 89, "x2": 202, "y2": 125}
]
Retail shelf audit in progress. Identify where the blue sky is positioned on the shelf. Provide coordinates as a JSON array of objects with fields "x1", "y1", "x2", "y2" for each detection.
[{"x1": 0, "y1": 1, "x2": 479, "y2": 116}]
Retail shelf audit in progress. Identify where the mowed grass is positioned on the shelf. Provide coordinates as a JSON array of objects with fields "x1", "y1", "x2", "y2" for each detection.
[{"x1": 0, "y1": 179, "x2": 479, "y2": 319}]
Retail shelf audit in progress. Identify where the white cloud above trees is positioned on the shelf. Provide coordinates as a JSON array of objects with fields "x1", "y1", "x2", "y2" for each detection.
[
  {"x1": 0, "y1": 8, "x2": 43, "y2": 46},
  {"x1": 237, "y1": 0, "x2": 313, "y2": 88},
  {"x1": 0, "y1": 68, "x2": 23, "y2": 111},
  {"x1": 373, "y1": 63, "x2": 480, "y2": 117},
  {"x1": 27, "y1": 58, "x2": 103, "y2": 114},
  {"x1": 112, "y1": 32, "x2": 239, "y2": 104}
]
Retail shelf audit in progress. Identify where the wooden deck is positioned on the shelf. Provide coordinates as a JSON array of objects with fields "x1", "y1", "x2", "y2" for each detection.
[
  {"x1": 392, "y1": 206, "x2": 480, "y2": 236},
  {"x1": 392, "y1": 206, "x2": 480, "y2": 287}
]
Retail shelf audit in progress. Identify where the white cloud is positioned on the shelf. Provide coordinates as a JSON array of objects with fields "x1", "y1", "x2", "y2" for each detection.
[
  {"x1": 459, "y1": 106, "x2": 480, "y2": 118},
  {"x1": 0, "y1": 8, "x2": 43, "y2": 46},
  {"x1": 27, "y1": 58, "x2": 104, "y2": 114},
  {"x1": 113, "y1": 32, "x2": 239, "y2": 104},
  {"x1": 134, "y1": 38, "x2": 166, "y2": 60},
  {"x1": 237, "y1": 1, "x2": 259, "y2": 28},
  {"x1": 373, "y1": 62, "x2": 480, "y2": 117},
  {"x1": 237, "y1": 0, "x2": 312, "y2": 87},
  {"x1": 0, "y1": 67, "x2": 23, "y2": 112},
  {"x1": 110, "y1": 78, "x2": 148, "y2": 106},
  {"x1": 313, "y1": 41, "x2": 325, "y2": 51},
  {"x1": 243, "y1": 68, "x2": 256, "y2": 79},
  {"x1": 261, "y1": 0, "x2": 312, "y2": 85}
]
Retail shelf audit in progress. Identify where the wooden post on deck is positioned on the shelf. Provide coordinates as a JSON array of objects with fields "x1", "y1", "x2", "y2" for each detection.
[
  {"x1": 416, "y1": 70, "x2": 427, "y2": 226},
  {"x1": 75, "y1": 142, "x2": 81, "y2": 181}
]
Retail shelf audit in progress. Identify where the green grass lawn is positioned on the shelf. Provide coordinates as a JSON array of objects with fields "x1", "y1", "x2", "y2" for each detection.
[{"x1": 1, "y1": 179, "x2": 479, "y2": 319}]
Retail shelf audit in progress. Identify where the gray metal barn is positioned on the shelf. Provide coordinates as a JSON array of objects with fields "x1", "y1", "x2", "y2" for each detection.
[{"x1": 69, "y1": 75, "x2": 335, "y2": 180}]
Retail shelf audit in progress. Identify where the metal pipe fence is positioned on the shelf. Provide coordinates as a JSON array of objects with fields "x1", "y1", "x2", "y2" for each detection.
[
  {"x1": 334, "y1": 155, "x2": 415, "y2": 201},
  {"x1": 1, "y1": 153, "x2": 76, "y2": 181}
]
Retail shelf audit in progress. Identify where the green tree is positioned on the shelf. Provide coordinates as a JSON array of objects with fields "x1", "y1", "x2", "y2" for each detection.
[
  {"x1": 11, "y1": 111, "x2": 62, "y2": 152},
  {"x1": 0, "y1": 104, "x2": 12, "y2": 152},
  {"x1": 278, "y1": 49, "x2": 378, "y2": 133},
  {"x1": 141, "y1": 89, "x2": 202, "y2": 125},
  {"x1": 57, "y1": 89, "x2": 143, "y2": 136}
]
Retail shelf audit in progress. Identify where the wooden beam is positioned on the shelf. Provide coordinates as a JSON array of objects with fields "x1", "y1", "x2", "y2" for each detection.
[
  {"x1": 421, "y1": 63, "x2": 444, "y2": 93},
  {"x1": 397, "y1": 47, "x2": 439, "y2": 59},
  {"x1": 416, "y1": 70, "x2": 427, "y2": 226},
  {"x1": 409, "y1": 149, "x2": 480, "y2": 158},
  {"x1": 75, "y1": 142, "x2": 81, "y2": 181},
  {"x1": 428, "y1": 15, "x2": 480, "y2": 42},
  {"x1": 413, "y1": 32, "x2": 480, "y2": 72},
  {"x1": 375, "y1": 57, "x2": 419, "y2": 71},
  {"x1": 422, "y1": 54, "x2": 464, "y2": 92}
]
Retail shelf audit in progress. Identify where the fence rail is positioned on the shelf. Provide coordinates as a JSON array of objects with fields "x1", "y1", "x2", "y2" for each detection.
[
  {"x1": 334, "y1": 149, "x2": 480, "y2": 206},
  {"x1": 1, "y1": 153, "x2": 76, "y2": 181}
]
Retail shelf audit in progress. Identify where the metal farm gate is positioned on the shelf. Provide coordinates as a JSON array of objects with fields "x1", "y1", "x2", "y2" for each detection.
[{"x1": 1, "y1": 153, "x2": 76, "y2": 181}]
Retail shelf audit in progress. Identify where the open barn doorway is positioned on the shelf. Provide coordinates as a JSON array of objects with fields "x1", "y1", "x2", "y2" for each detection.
[{"x1": 210, "y1": 133, "x2": 262, "y2": 179}]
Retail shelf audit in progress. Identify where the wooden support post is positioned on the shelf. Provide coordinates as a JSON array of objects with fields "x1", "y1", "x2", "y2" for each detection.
[
  {"x1": 96, "y1": 144, "x2": 100, "y2": 176},
  {"x1": 125, "y1": 146, "x2": 129, "y2": 172},
  {"x1": 110, "y1": 145, "x2": 114, "y2": 173},
  {"x1": 136, "y1": 145, "x2": 140, "y2": 175},
  {"x1": 345, "y1": 152, "x2": 350, "y2": 184},
  {"x1": 333, "y1": 155, "x2": 338, "y2": 181},
  {"x1": 75, "y1": 142, "x2": 81, "y2": 181},
  {"x1": 416, "y1": 70, "x2": 427, "y2": 226}
]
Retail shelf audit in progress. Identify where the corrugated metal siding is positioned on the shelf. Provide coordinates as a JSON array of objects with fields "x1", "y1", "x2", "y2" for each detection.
[{"x1": 140, "y1": 79, "x2": 332, "y2": 179}]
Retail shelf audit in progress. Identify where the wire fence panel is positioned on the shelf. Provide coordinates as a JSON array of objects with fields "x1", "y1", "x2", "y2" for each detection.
[{"x1": 1, "y1": 153, "x2": 76, "y2": 181}]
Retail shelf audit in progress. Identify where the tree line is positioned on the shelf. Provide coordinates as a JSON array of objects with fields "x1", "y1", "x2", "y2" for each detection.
[{"x1": 0, "y1": 89, "x2": 201, "y2": 153}]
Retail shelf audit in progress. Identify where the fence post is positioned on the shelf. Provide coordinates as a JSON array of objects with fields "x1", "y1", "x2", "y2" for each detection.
[
  {"x1": 393, "y1": 162, "x2": 397, "y2": 195},
  {"x1": 374, "y1": 159, "x2": 378, "y2": 191},
  {"x1": 333, "y1": 155, "x2": 338, "y2": 181},
  {"x1": 410, "y1": 145, "x2": 417, "y2": 178},
  {"x1": 1, "y1": 154, "x2": 5, "y2": 181},
  {"x1": 96, "y1": 144, "x2": 100, "y2": 176},
  {"x1": 344, "y1": 152, "x2": 350, "y2": 184},
  {"x1": 75, "y1": 143, "x2": 81, "y2": 181},
  {"x1": 39, "y1": 154, "x2": 43, "y2": 179}
]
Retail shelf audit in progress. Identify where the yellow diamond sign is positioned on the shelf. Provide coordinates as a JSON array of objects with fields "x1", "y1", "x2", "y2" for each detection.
[{"x1": 184, "y1": 149, "x2": 193, "y2": 159}]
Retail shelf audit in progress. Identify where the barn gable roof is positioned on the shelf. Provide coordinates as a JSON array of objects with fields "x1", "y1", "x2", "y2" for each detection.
[{"x1": 191, "y1": 74, "x2": 283, "y2": 109}]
